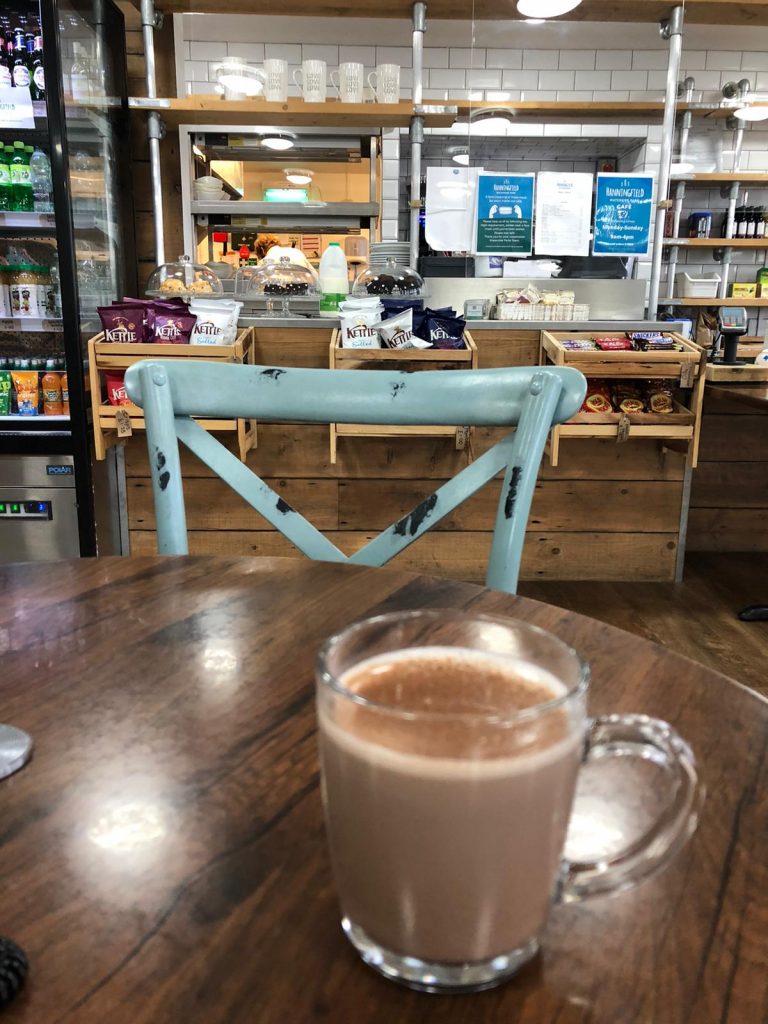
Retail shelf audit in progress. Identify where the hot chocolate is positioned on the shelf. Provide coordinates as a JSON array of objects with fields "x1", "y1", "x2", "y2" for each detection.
[{"x1": 319, "y1": 646, "x2": 582, "y2": 964}]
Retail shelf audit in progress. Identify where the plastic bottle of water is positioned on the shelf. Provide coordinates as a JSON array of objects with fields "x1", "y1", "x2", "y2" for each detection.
[{"x1": 29, "y1": 148, "x2": 53, "y2": 213}]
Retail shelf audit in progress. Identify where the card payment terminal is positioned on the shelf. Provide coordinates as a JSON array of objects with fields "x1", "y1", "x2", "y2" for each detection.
[{"x1": 715, "y1": 306, "x2": 749, "y2": 365}]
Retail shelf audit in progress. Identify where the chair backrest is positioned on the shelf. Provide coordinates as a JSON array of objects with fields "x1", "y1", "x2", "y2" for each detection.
[{"x1": 125, "y1": 360, "x2": 586, "y2": 594}]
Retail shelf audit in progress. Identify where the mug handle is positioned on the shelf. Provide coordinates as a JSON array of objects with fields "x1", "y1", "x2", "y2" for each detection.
[
  {"x1": 367, "y1": 70, "x2": 378, "y2": 95},
  {"x1": 330, "y1": 70, "x2": 341, "y2": 99},
  {"x1": 559, "y1": 714, "x2": 704, "y2": 904},
  {"x1": 292, "y1": 68, "x2": 303, "y2": 92}
]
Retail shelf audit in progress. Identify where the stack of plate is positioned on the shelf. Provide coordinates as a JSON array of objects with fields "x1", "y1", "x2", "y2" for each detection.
[{"x1": 368, "y1": 242, "x2": 411, "y2": 268}]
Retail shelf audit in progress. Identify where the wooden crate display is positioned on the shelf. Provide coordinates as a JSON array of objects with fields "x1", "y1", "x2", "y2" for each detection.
[
  {"x1": 88, "y1": 328, "x2": 257, "y2": 461},
  {"x1": 540, "y1": 330, "x2": 706, "y2": 468},
  {"x1": 328, "y1": 328, "x2": 479, "y2": 463}
]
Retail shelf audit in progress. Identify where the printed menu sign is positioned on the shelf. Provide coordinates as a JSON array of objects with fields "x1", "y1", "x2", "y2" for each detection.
[
  {"x1": 474, "y1": 173, "x2": 535, "y2": 256},
  {"x1": 0, "y1": 84, "x2": 35, "y2": 129},
  {"x1": 534, "y1": 172, "x2": 593, "y2": 257},
  {"x1": 593, "y1": 173, "x2": 654, "y2": 257}
]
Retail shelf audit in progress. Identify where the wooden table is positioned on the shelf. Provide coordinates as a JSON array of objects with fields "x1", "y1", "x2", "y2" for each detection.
[{"x1": 1, "y1": 557, "x2": 766, "y2": 1024}]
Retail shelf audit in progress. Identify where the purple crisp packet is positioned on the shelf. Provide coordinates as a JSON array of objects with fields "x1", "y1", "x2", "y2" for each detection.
[{"x1": 427, "y1": 315, "x2": 466, "y2": 349}]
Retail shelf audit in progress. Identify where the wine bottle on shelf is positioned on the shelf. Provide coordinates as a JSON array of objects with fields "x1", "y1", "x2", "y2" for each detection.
[
  {"x1": 0, "y1": 31, "x2": 11, "y2": 87},
  {"x1": 29, "y1": 36, "x2": 44, "y2": 101},
  {"x1": 757, "y1": 207, "x2": 767, "y2": 240},
  {"x1": 10, "y1": 30, "x2": 30, "y2": 91},
  {"x1": 747, "y1": 207, "x2": 757, "y2": 238}
]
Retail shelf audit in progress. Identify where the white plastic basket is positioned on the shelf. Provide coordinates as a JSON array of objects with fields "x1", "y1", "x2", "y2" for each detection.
[
  {"x1": 676, "y1": 271, "x2": 721, "y2": 299},
  {"x1": 493, "y1": 302, "x2": 590, "y2": 322}
]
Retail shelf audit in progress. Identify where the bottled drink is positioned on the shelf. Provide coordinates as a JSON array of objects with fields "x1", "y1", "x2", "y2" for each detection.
[
  {"x1": 42, "y1": 360, "x2": 62, "y2": 415},
  {"x1": 0, "y1": 32, "x2": 11, "y2": 87},
  {"x1": 61, "y1": 370, "x2": 69, "y2": 415},
  {"x1": 29, "y1": 36, "x2": 44, "y2": 101},
  {"x1": 11, "y1": 30, "x2": 30, "y2": 90},
  {"x1": 758, "y1": 207, "x2": 766, "y2": 240},
  {"x1": 29, "y1": 148, "x2": 52, "y2": 212},
  {"x1": 69, "y1": 43, "x2": 92, "y2": 104},
  {"x1": 9, "y1": 141, "x2": 32, "y2": 212},
  {"x1": 0, "y1": 147, "x2": 10, "y2": 211}
]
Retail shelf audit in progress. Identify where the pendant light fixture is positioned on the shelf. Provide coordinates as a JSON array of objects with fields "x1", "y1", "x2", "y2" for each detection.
[{"x1": 517, "y1": 0, "x2": 582, "y2": 17}]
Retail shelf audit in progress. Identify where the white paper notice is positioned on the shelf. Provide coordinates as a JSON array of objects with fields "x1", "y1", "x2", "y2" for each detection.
[
  {"x1": 534, "y1": 172, "x2": 593, "y2": 257},
  {"x1": 0, "y1": 84, "x2": 35, "y2": 130},
  {"x1": 425, "y1": 166, "x2": 481, "y2": 253}
]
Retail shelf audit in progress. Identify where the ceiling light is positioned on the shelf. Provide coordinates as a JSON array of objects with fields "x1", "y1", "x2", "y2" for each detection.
[
  {"x1": 468, "y1": 108, "x2": 516, "y2": 136},
  {"x1": 452, "y1": 150, "x2": 470, "y2": 165},
  {"x1": 212, "y1": 57, "x2": 265, "y2": 99},
  {"x1": 517, "y1": 0, "x2": 582, "y2": 17},
  {"x1": 283, "y1": 168, "x2": 313, "y2": 185},
  {"x1": 734, "y1": 105, "x2": 768, "y2": 121},
  {"x1": 261, "y1": 132, "x2": 296, "y2": 151}
]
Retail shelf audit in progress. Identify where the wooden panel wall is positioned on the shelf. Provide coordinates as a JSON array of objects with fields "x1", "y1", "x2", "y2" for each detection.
[
  {"x1": 121, "y1": 329, "x2": 687, "y2": 582},
  {"x1": 688, "y1": 390, "x2": 768, "y2": 552},
  {"x1": 119, "y1": 1, "x2": 184, "y2": 289}
]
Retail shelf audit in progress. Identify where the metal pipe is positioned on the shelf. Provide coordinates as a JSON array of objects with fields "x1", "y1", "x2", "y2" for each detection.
[
  {"x1": 665, "y1": 243, "x2": 679, "y2": 303},
  {"x1": 409, "y1": 116, "x2": 424, "y2": 267},
  {"x1": 409, "y1": 2, "x2": 426, "y2": 264},
  {"x1": 718, "y1": 246, "x2": 733, "y2": 300},
  {"x1": 141, "y1": 0, "x2": 165, "y2": 266},
  {"x1": 666, "y1": 77, "x2": 695, "y2": 307},
  {"x1": 412, "y1": 1, "x2": 426, "y2": 106},
  {"x1": 648, "y1": 5, "x2": 685, "y2": 316},
  {"x1": 369, "y1": 135, "x2": 379, "y2": 241}
]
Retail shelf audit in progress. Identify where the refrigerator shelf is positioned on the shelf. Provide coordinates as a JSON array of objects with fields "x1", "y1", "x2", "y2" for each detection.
[{"x1": 0, "y1": 318, "x2": 64, "y2": 333}]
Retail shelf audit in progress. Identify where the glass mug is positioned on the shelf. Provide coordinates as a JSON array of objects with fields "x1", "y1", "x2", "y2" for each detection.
[
  {"x1": 293, "y1": 59, "x2": 327, "y2": 103},
  {"x1": 263, "y1": 58, "x2": 288, "y2": 102},
  {"x1": 330, "y1": 62, "x2": 364, "y2": 104},
  {"x1": 316, "y1": 611, "x2": 702, "y2": 992},
  {"x1": 368, "y1": 63, "x2": 400, "y2": 103}
]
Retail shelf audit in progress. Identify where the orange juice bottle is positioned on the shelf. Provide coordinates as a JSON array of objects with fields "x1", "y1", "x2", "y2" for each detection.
[
  {"x1": 60, "y1": 368, "x2": 69, "y2": 415},
  {"x1": 42, "y1": 359, "x2": 62, "y2": 415}
]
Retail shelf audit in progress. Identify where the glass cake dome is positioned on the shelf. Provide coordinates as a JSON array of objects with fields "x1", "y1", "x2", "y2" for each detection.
[
  {"x1": 145, "y1": 254, "x2": 224, "y2": 299},
  {"x1": 351, "y1": 257, "x2": 425, "y2": 298}
]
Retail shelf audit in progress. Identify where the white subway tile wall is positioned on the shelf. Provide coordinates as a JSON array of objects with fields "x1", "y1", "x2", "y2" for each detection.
[{"x1": 180, "y1": 16, "x2": 768, "y2": 303}]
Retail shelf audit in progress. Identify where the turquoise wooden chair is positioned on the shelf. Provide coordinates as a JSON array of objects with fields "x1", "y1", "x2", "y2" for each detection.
[{"x1": 124, "y1": 361, "x2": 586, "y2": 594}]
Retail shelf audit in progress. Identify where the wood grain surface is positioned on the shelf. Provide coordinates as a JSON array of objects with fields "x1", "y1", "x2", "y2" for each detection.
[{"x1": 1, "y1": 556, "x2": 766, "y2": 1023}]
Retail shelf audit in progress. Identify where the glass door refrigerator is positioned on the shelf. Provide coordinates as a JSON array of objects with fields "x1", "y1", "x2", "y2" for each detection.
[{"x1": 0, "y1": 0, "x2": 136, "y2": 561}]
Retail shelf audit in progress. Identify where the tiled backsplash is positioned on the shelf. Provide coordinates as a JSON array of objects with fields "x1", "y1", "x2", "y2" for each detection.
[{"x1": 178, "y1": 15, "x2": 768, "y2": 328}]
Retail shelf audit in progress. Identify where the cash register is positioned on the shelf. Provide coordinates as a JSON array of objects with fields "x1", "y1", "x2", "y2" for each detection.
[{"x1": 712, "y1": 306, "x2": 749, "y2": 364}]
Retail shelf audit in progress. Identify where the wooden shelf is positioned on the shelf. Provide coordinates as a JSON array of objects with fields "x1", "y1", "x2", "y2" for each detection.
[
  {"x1": 454, "y1": 100, "x2": 665, "y2": 122},
  {"x1": 329, "y1": 329, "x2": 477, "y2": 462},
  {"x1": 670, "y1": 172, "x2": 768, "y2": 183},
  {"x1": 123, "y1": 0, "x2": 768, "y2": 24},
  {"x1": 661, "y1": 297, "x2": 768, "y2": 306},
  {"x1": 663, "y1": 237, "x2": 768, "y2": 247},
  {"x1": 129, "y1": 96, "x2": 456, "y2": 129},
  {"x1": 88, "y1": 328, "x2": 257, "y2": 461}
]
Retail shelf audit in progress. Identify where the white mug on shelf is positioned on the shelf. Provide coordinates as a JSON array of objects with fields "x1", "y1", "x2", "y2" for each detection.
[
  {"x1": 263, "y1": 58, "x2": 289, "y2": 102},
  {"x1": 293, "y1": 59, "x2": 327, "y2": 102},
  {"x1": 330, "y1": 62, "x2": 365, "y2": 104},
  {"x1": 368, "y1": 63, "x2": 400, "y2": 104}
]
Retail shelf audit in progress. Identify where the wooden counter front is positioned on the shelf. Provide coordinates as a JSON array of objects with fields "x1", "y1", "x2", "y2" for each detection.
[{"x1": 122, "y1": 327, "x2": 689, "y2": 582}]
